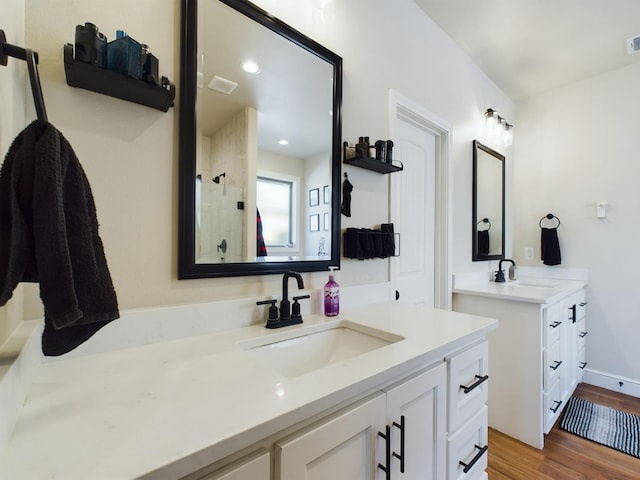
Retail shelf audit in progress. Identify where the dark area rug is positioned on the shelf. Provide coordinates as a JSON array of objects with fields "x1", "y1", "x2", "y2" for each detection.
[{"x1": 560, "y1": 396, "x2": 640, "y2": 458}]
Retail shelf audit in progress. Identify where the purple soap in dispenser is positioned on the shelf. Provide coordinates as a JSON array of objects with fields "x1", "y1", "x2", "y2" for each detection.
[{"x1": 324, "y1": 267, "x2": 340, "y2": 317}]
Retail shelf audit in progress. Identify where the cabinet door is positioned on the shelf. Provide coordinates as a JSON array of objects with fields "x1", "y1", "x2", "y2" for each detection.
[
  {"x1": 447, "y1": 406, "x2": 488, "y2": 480},
  {"x1": 384, "y1": 363, "x2": 447, "y2": 480},
  {"x1": 447, "y1": 341, "x2": 489, "y2": 433},
  {"x1": 276, "y1": 393, "x2": 387, "y2": 480},
  {"x1": 197, "y1": 449, "x2": 270, "y2": 480},
  {"x1": 561, "y1": 294, "x2": 578, "y2": 401}
]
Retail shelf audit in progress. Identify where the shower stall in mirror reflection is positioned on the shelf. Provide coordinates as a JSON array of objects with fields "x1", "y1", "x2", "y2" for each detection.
[{"x1": 194, "y1": 173, "x2": 245, "y2": 263}]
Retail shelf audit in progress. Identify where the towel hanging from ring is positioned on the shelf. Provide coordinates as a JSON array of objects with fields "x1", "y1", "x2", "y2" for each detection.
[{"x1": 539, "y1": 213, "x2": 561, "y2": 265}]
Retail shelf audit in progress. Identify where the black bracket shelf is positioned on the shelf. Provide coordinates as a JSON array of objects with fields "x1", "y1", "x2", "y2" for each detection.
[
  {"x1": 342, "y1": 142, "x2": 403, "y2": 174},
  {"x1": 63, "y1": 44, "x2": 175, "y2": 112}
]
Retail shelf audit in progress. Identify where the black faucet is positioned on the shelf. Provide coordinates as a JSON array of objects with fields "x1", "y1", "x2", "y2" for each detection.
[
  {"x1": 256, "y1": 271, "x2": 309, "y2": 328},
  {"x1": 495, "y1": 259, "x2": 516, "y2": 282},
  {"x1": 280, "y1": 271, "x2": 304, "y2": 321}
]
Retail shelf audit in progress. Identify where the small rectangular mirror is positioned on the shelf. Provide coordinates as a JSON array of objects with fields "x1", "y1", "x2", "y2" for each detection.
[{"x1": 472, "y1": 140, "x2": 505, "y2": 261}]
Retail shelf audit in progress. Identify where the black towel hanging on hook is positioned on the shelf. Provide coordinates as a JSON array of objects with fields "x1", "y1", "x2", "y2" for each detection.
[
  {"x1": 476, "y1": 218, "x2": 491, "y2": 256},
  {"x1": 0, "y1": 29, "x2": 48, "y2": 126},
  {"x1": 539, "y1": 213, "x2": 561, "y2": 265}
]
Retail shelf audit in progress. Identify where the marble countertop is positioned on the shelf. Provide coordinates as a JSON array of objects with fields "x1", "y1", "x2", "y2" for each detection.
[
  {"x1": 0, "y1": 303, "x2": 497, "y2": 480},
  {"x1": 453, "y1": 277, "x2": 586, "y2": 304}
]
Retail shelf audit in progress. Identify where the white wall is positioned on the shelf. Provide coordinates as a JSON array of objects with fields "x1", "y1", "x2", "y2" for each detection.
[
  {"x1": 514, "y1": 62, "x2": 640, "y2": 388},
  {"x1": 0, "y1": 0, "x2": 26, "y2": 345},
  {"x1": 16, "y1": 0, "x2": 512, "y2": 321}
]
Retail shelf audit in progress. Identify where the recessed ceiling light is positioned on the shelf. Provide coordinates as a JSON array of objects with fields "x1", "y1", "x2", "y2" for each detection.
[
  {"x1": 242, "y1": 60, "x2": 261, "y2": 74},
  {"x1": 278, "y1": 139, "x2": 289, "y2": 146}
]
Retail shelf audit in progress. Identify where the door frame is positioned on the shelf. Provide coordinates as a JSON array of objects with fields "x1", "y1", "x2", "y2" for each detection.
[{"x1": 388, "y1": 89, "x2": 452, "y2": 309}]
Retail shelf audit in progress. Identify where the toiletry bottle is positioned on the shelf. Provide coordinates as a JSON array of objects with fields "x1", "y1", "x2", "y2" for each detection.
[{"x1": 324, "y1": 267, "x2": 340, "y2": 317}]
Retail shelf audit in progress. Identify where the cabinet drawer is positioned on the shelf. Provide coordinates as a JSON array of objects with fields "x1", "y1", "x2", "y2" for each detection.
[
  {"x1": 577, "y1": 319, "x2": 587, "y2": 350},
  {"x1": 543, "y1": 340, "x2": 562, "y2": 391},
  {"x1": 447, "y1": 341, "x2": 488, "y2": 433},
  {"x1": 196, "y1": 450, "x2": 270, "y2": 480},
  {"x1": 576, "y1": 290, "x2": 587, "y2": 321},
  {"x1": 578, "y1": 346, "x2": 587, "y2": 381},
  {"x1": 543, "y1": 380, "x2": 563, "y2": 434},
  {"x1": 543, "y1": 304, "x2": 562, "y2": 347},
  {"x1": 447, "y1": 406, "x2": 488, "y2": 480}
]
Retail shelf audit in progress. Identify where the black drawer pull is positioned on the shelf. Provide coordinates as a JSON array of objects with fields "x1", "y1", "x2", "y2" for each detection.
[
  {"x1": 550, "y1": 321, "x2": 562, "y2": 328},
  {"x1": 579, "y1": 302, "x2": 587, "y2": 307},
  {"x1": 460, "y1": 374, "x2": 489, "y2": 394},
  {"x1": 579, "y1": 361, "x2": 587, "y2": 370},
  {"x1": 392, "y1": 415, "x2": 405, "y2": 473},
  {"x1": 579, "y1": 331, "x2": 588, "y2": 338},
  {"x1": 459, "y1": 444, "x2": 488, "y2": 474},
  {"x1": 550, "y1": 400, "x2": 562, "y2": 413},
  {"x1": 550, "y1": 360, "x2": 562, "y2": 371},
  {"x1": 377, "y1": 426, "x2": 391, "y2": 480}
]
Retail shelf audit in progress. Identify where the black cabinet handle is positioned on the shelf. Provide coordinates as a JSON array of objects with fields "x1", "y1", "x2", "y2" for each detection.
[
  {"x1": 459, "y1": 444, "x2": 488, "y2": 474},
  {"x1": 579, "y1": 362, "x2": 588, "y2": 370},
  {"x1": 550, "y1": 400, "x2": 562, "y2": 413},
  {"x1": 579, "y1": 302, "x2": 587, "y2": 307},
  {"x1": 377, "y1": 426, "x2": 391, "y2": 480},
  {"x1": 579, "y1": 331, "x2": 588, "y2": 338},
  {"x1": 460, "y1": 374, "x2": 489, "y2": 394},
  {"x1": 550, "y1": 320, "x2": 562, "y2": 328},
  {"x1": 392, "y1": 415, "x2": 405, "y2": 473},
  {"x1": 568, "y1": 304, "x2": 577, "y2": 323},
  {"x1": 550, "y1": 360, "x2": 562, "y2": 371}
]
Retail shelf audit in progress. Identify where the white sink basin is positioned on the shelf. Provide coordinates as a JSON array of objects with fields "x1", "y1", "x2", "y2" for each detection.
[
  {"x1": 238, "y1": 320, "x2": 404, "y2": 377},
  {"x1": 508, "y1": 279, "x2": 559, "y2": 288}
]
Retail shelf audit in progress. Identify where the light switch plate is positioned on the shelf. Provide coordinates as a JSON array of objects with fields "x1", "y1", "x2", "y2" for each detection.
[{"x1": 524, "y1": 247, "x2": 534, "y2": 260}]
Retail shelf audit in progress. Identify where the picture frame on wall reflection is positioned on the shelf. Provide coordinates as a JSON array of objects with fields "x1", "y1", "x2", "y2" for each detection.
[
  {"x1": 323, "y1": 185, "x2": 330, "y2": 204},
  {"x1": 310, "y1": 214, "x2": 320, "y2": 232},
  {"x1": 309, "y1": 188, "x2": 319, "y2": 207}
]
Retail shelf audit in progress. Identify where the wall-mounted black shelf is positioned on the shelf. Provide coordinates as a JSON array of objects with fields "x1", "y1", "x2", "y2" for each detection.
[
  {"x1": 63, "y1": 44, "x2": 175, "y2": 112},
  {"x1": 342, "y1": 142, "x2": 403, "y2": 174}
]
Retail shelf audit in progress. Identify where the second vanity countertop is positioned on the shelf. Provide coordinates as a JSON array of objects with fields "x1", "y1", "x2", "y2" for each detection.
[
  {"x1": 453, "y1": 276, "x2": 586, "y2": 304},
  {"x1": 0, "y1": 303, "x2": 497, "y2": 480}
]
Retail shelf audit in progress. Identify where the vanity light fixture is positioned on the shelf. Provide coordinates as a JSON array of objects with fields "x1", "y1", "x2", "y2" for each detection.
[
  {"x1": 484, "y1": 108, "x2": 514, "y2": 147},
  {"x1": 242, "y1": 60, "x2": 261, "y2": 74}
]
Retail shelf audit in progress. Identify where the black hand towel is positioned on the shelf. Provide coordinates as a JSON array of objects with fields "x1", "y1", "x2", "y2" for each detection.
[
  {"x1": 541, "y1": 227, "x2": 561, "y2": 266},
  {"x1": 0, "y1": 121, "x2": 119, "y2": 356},
  {"x1": 477, "y1": 230, "x2": 490, "y2": 256},
  {"x1": 341, "y1": 176, "x2": 353, "y2": 217}
]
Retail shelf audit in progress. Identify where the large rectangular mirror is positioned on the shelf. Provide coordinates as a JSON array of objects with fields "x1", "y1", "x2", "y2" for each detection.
[
  {"x1": 178, "y1": 0, "x2": 342, "y2": 278},
  {"x1": 472, "y1": 140, "x2": 505, "y2": 261}
]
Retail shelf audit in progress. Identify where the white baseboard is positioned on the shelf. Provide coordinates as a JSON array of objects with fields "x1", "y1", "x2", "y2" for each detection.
[{"x1": 583, "y1": 368, "x2": 640, "y2": 398}]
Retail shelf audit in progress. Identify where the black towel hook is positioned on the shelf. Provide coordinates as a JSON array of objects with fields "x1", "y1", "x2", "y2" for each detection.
[
  {"x1": 539, "y1": 213, "x2": 561, "y2": 228},
  {"x1": 0, "y1": 30, "x2": 48, "y2": 127},
  {"x1": 476, "y1": 218, "x2": 491, "y2": 231}
]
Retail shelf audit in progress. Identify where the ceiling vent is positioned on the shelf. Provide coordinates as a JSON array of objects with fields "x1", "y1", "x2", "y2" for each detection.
[
  {"x1": 627, "y1": 35, "x2": 640, "y2": 54},
  {"x1": 208, "y1": 75, "x2": 238, "y2": 94}
]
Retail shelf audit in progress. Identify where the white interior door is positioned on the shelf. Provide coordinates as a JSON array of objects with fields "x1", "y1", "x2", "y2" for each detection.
[{"x1": 391, "y1": 117, "x2": 436, "y2": 307}]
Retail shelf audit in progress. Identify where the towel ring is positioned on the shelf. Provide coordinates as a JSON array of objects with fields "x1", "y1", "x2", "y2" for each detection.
[
  {"x1": 539, "y1": 213, "x2": 561, "y2": 228},
  {"x1": 477, "y1": 218, "x2": 491, "y2": 231}
]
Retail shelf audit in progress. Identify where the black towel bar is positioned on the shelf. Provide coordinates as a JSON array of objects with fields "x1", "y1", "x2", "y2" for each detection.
[
  {"x1": 0, "y1": 29, "x2": 48, "y2": 126},
  {"x1": 539, "y1": 213, "x2": 561, "y2": 228}
]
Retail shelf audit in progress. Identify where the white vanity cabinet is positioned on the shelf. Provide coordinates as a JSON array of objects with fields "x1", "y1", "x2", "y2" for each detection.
[
  {"x1": 453, "y1": 285, "x2": 586, "y2": 449},
  {"x1": 277, "y1": 363, "x2": 447, "y2": 480}
]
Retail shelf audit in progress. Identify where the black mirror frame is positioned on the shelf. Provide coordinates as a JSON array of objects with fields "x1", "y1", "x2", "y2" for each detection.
[
  {"x1": 178, "y1": 0, "x2": 342, "y2": 278},
  {"x1": 472, "y1": 140, "x2": 505, "y2": 262}
]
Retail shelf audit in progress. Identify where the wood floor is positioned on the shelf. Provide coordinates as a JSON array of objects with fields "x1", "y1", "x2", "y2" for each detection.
[{"x1": 487, "y1": 383, "x2": 640, "y2": 479}]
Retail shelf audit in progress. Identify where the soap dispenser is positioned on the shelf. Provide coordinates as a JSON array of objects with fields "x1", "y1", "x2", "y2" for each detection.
[{"x1": 324, "y1": 267, "x2": 340, "y2": 317}]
